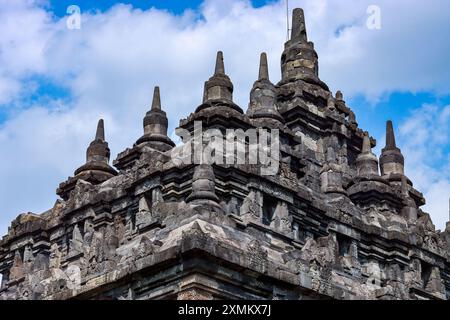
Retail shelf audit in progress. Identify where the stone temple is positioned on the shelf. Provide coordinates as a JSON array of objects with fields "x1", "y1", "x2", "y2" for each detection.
[{"x1": 1, "y1": 8, "x2": 449, "y2": 300}]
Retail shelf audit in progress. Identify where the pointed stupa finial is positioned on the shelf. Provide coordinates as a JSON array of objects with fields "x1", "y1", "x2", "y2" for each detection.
[
  {"x1": 291, "y1": 8, "x2": 307, "y2": 43},
  {"x1": 197, "y1": 51, "x2": 243, "y2": 114},
  {"x1": 137, "y1": 86, "x2": 175, "y2": 151},
  {"x1": 259, "y1": 52, "x2": 269, "y2": 81},
  {"x1": 280, "y1": 8, "x2": 327, "y2": 90},
  {"x1": 385, "y1": 120, "x2": 397, "y2": 149},
  {"x1": 95, "y1": 119, "x2": 105, "y2": 141},
  {"x1": 356, "y1": 133, "x2": 379, "y2": 176},
  {"x1": 57, "y1": 118, "x2": 117, "y2": 200},
  {"x1": 380, "y1": 120, "x2": 404, "y2": 177},
  {"x1": 75, "y1": 119, "x2": 116, "y2": 177},
  {"x1": 336, "y1": 90, "x2": 344, "y2": 101},
  {"x1": 362, "y1": 134, "x2": 372, "y2": 154},
  {"x1": 151, "y1": 86, "x2": 161, "y2": 111},
  {"x1": 215, "y1": 51, "x2": 225, "y2": 75},
  {"x1": 247, "y1": 52, "x2": 283, "y2": 125}
]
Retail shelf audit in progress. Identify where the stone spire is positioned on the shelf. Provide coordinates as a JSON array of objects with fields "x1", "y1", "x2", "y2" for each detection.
[
  {"x1": 348, "y1": 132, "x2": 407, "y2": 211},
  {"x1": 214, "y1": 50, "x2": 225, "y2": 75},
  {"x1": 356, "y1": 134, "x2": 379, "y2": 177},
  {"x1": 204, "y1": 51, "x2": 232, "y2": 103},
  {"x1": 280, "y1": 8, "x2": 327, "y2": 90},
  {"x1": 74, "y1": 119, "x2": 117, "y2": 179},
  {"x1": 379, "y1": 121, "x2": 419, "y2": 220},
  {"x1": 361, "y1": 134, "x2": 371, "y2": 153},
  {"x1": 56, "y1": 119, "x2": 117, "y2": 200},
  {"x1": 136, "y1": 86, "x2": 175, "y2": 152},
  {"x1": 380, "y1": 120, "x2": 404, "y2": 177},
  {"x1": 57, "y1": 119, "x2": 117, "y2": 200},
  {"x1": 196, "y1": 51, "x2": 243, "y2": 114},
  {"x1": 95, "y1": 119, "x2": 105, "y2": 141},
  {"x1": 186, "y1": 164, "x2": 220, "y2": 206},
  {"x1": 291, "y1": 8, "x2": 308, "y2": 43},
  {"x1": 247, "y1": 53, "x2": 283, "y2": 125},
  {"x1": 151, "y1": 85, "x2": 161, "y2": 111},
  {"x1": 258, "y1": 52, "x2": 269, "y2": 80},
  {"x1": 385, "y1": 120, "x2": 397, "y2": 150}
]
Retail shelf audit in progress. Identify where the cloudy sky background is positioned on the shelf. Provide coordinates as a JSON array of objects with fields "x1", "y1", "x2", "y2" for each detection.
[{"x1": 0, "y1": 0, "x2": 449, "y2": 235}]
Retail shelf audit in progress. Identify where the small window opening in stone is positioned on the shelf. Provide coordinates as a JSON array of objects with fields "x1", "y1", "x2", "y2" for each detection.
[
  {"x1": 292, "y1": 222, "x2": 300, "y2": 240},
  {"x1": 337, "y1": 234, "x2": 352, "y2": 257},
  {"x1": 420, "y1": 261, "x2": 432, "y2": 288},
  {"x1": 131, "y1": 212, "x2": 137, "y2": 230},
  {"x1": 2, "y1": 271, "x2": 10, "y2": 288},
  {"x1": 139, "y1": 193, "x2": 152, "y2": 212},
  {"x1": 262, "y1": 196, "x2": 278, "y2": 226},
  {"x1": 65, "y1": 236, "x2": 70, "y2": 254},
  {"x1": 146, "y1": 191, "x2": 153, "y2": 207}
]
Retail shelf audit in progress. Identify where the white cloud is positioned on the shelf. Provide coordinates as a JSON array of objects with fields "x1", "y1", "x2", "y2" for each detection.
[
  {"x1": 0, "y1": 0, "x2": 54, "y2": 104},
  {"x1": 0, "y1": 0, "x2": 449, "y2": 234},
  {"x1": 398, "y1": 104, "x2": 450, "y2": 230}
]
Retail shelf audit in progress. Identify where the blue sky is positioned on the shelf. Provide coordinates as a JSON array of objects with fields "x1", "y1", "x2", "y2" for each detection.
[
  {"x1": 48, "y1": 0, "x2": 205, "y2": 16},
  {"x1": 0, "y1": 0, "x2": 449, "y2": 233},
  {"x1": 46, "y1": 0, "x2": 273, "y2": 16}
]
